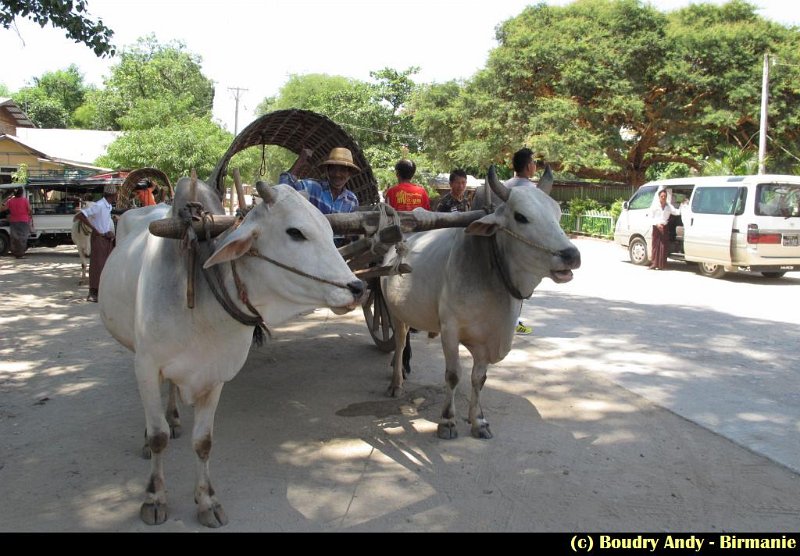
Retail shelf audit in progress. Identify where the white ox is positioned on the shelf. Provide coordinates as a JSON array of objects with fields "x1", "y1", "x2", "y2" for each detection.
[
  {"x1": 99, "y1": 178, "x2": 364, "y2": 528},
  {"x1": 381, "y1": 167, "x2": 580, "y2": 439},
  {"x1": 70, "y1": 204, "x2": 93, "y2": 285}
]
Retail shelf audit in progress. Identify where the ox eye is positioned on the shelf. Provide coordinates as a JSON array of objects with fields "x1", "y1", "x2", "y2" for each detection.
[
  {"x1": 514, "y1": 212, "x2": 529, "y2": 224},
  {"x1": 286, "y1": 228, "x2": 306, "y2": 241}
]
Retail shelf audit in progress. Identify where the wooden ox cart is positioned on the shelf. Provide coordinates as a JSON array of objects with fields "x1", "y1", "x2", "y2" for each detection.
[{"x1": 150, "y1": 109, "x2": 485, "y2": 351}]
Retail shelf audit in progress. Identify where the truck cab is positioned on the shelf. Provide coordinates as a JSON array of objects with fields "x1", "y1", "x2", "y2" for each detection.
[{"x1": 0, "y1": 175, "x2": 123, "y2": 256}]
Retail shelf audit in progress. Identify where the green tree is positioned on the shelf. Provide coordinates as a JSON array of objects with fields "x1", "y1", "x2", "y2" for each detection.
[
  {"x1": 1, "y1": 0, "x2": 115, "y2": 56},
  {"x1": 702, "y1": 145, "x2": 759, "y2": 175},
  {"x1": 13, "y1": 86, "x2": 69, "y2": 127},
  {"x1": 97, "y1": 117, "x2": 233, "y2": 184},
  {"x1": 33, "y1": 64, "x2": 87, "y2": 115},
  {"x1": 90, "y1": 35, "x2": 214, "y2": 130},
  {"x1": 254, "y1": 69, "x2": 425, "y2": 189},
  {"x1": 412, "y1": 0, "x2": 800, "y2": 185},
  {"x1": 11, "y1": 65, "x2": 91, "y2": 128}
]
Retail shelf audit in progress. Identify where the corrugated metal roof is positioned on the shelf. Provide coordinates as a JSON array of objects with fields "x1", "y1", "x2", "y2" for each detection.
[{"x1": 0, "y1": 97, "x2": 35, "y2": 128}]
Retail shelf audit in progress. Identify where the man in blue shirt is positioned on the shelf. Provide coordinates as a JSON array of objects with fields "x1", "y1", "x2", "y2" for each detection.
[{"x1": 279, "y1": 147, "x2": 360, "y2": 215}]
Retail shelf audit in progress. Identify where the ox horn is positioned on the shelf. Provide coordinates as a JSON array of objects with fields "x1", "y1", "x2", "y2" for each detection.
[
  {"x1": 487, "y1": 164, "x2": 510, "y2": 203},
  {"x1": 538, "y1": 163, "x2": 554, "y2": 195},
  {"x1": 255, "y1": 181, "x2": 277, "y2": 205}
]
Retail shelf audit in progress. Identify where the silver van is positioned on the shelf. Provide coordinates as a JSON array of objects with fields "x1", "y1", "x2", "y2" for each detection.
[{"x1": 614, "y1": 174, "x2": 800, "y2": 278}]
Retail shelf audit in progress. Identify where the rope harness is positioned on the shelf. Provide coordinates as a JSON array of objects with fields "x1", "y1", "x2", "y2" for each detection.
[
  {"x1": 378, "y1": 203, "x2": 408, "y2": 274},
  {"x1": 179, "y1": 200, "x2": 356, "y2": 346},
  {"x1": 490, "y1": 226, "x2": 562, "y2": 300}
]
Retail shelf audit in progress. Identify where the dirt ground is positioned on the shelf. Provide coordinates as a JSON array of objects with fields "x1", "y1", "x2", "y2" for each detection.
[{"x1": 1, "y1": 243, "x2": 799, "y2": 532}]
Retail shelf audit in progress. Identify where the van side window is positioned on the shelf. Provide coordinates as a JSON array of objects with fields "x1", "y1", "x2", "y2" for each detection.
[
  {"x1": 628, "y1": 186, "x2": 657, "y2": 210},
  {"x1": 757, "y1": 183, "x2": 800, "y2": 217},
  {"x1": 691, "y1": 186, "x2": 744, "y2": 215}
]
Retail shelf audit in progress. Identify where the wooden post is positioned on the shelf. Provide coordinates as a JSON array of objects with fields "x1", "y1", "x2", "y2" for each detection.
[{"x1": 232, "y1": 168, "x2": 247, "y2": 211}]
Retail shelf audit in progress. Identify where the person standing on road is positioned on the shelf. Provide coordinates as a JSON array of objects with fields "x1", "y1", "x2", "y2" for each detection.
[
  {"x1": 649, "y1": 188, "x2": 680, "y2": 271},
  {"x1": 436, "y1": 169, "x2": 470, "y2": 213},
  {"x1": 74, "y1": 185, "x2": 117, "y2": 302},
  {"x1": 474, "y1": 148, "x2": 541, "y2": 334},
  {"x1": 2, "y1": 188, "x2": 33, "y2": 258},
  {"x1": 384, "y1": 158, "x2": 431, "y2": 377}
]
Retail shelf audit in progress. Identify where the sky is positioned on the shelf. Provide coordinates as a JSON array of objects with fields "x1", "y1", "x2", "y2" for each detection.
[{"x1": 1, "y1": 0, "x2": 798, "y2": 133}]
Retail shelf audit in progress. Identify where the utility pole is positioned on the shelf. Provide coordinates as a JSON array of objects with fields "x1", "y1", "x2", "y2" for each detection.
[
  {"x1": 758, "y1": 52, "x2": 770, "y2": 175},
  {"x1": 227, "y1": 86, "x2": 248, "y2": 135}
]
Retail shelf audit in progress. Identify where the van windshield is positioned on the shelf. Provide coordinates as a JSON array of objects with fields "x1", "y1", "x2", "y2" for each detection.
[
  {"x1": 756, "y1": 183, "x2": 800, "y2": 217},
  {"x1": 628, "y1": 186, "x2": 657, "y2": 209}
]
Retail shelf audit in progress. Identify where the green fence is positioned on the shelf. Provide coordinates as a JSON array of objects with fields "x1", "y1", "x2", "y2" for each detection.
[
  {"x1": 561, "y1": 210, "x2": 616, "y2": 238},
  {"x1": 551, "y1": 182, "x2": 635, "y2": 205}
]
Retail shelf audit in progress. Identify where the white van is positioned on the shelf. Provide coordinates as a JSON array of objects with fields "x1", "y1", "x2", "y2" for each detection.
[{"x1": 614, "y1": 174, "x2": 800, "y2": 278}]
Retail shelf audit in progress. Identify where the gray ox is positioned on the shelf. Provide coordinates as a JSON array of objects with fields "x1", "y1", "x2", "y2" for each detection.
[
  {"x1": 381, "y1": 166, "x2": 580, "y2": 439},
  {"x1": 99, "y1": 179, "x2": 364, "y2": 527}
]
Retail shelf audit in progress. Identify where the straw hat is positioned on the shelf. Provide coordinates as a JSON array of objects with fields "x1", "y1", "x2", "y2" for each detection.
[
  {"x1": 103, "y1": 184, "x2": 118, "y2": 195},
  {"x1": 320, "y1": 147, "x2": 361, "y2": 172}
]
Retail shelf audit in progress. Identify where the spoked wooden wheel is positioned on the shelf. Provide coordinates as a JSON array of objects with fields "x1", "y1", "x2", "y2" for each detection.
[{"x1": 362, "y1": 278, "x2": 395, "y2": 352}]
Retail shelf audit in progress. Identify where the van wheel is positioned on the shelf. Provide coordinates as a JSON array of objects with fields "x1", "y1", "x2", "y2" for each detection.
[
  {"x1": 0, "y1": 231, "x2": 9, "y2": 256},
  {"x1": 697, "y1": 262, "x2": 726, "y2": 278},
  {"x1": 628, "y1": 237, "x2": 649, "y2": 266},
  {"x1": 761, "y1": 271, "x2": 786, "y2": 278}
]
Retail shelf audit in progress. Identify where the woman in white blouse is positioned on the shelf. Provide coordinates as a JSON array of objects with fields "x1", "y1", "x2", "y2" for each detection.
[{"x1": 649, "y1": 188, "x2": 680, "y2": 270}]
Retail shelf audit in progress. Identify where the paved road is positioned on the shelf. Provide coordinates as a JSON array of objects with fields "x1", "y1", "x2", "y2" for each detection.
[
  {"x1": 2, "y1": 239, "x2": 799, "y2": 532},
  {"x1": 523, "y1": 238, "x2": 800, "y2": 473}
]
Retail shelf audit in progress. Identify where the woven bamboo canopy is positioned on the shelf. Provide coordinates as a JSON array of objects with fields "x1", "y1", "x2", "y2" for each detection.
[
  {"x1": 209, "y1": 109, "x2": 380, "y2": 206},
  {"x1": 116, "y1": 167, "x2": 173, "y2": 209}
]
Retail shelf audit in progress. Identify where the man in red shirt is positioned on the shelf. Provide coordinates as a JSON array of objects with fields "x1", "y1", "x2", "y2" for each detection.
[
  {"x1": 384, "y1": 158, "x2": 430, "y2": 378},
  {"x1": 385, "y1": 159, "x2": 430, "y2": 211}
]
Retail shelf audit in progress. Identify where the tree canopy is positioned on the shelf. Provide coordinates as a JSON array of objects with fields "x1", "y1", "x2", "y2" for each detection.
[
  {"x1": 89, "y1": 34, "x2": 214, "y2": 131},
  {"x1": 12, "y1": 64, "x2": 90, "y2": 128},
  {"x1": 254, "y1": 67, "x2": 426, "y2": 188},
  {"x1": 91, "y1": 36, "x2": 232, "y2": 183},
  {"x1": 1, "y1": 0, "x2": 115, "y2": 57},
  {"x1": 411, "y1": 0, "x2": 800, "y2": 184}
]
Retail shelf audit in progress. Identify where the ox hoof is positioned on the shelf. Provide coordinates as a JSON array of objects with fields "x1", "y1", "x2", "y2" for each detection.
[
  {"x1": 169, "y1": 424, "x2": 182, "y2": 439},
  {"x1": 386, "y1": 384, "x2": 404, "y2": 398},
  {"x1": 198, "y1": 503, "x2": 229, "y2": 528},
  {"x1": 140, "y1": 501, "x2": 168, "y2": 525},
  {"x1": 471, "y1": 424, "x2": 493, "y2": 439},
  {"x1": 437, "y1": 423, "x2": 458, "y2": 440},
  {"x1": 141, "y1": 443, "x2": 152, "y2": 460}
]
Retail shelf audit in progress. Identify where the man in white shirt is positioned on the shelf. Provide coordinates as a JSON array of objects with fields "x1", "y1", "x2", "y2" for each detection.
[
  {"x1": 472, "y1": 147, "x2": 541, "y2": 335},
  {"x1": 648, "y1": 188, "x2": 680, "y2": 270},
  {"x1": 472, "y1": 147, "x2": 540, "y2": 211},
  {"x1": 74, "y1": 185, "x2": 117, "y2": 302}
]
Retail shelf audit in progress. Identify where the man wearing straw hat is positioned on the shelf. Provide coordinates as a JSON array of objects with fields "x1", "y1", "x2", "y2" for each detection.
[
  {"x1": 279, "y1": 147, "x2": 360, "y2": 246},
  {"x1": 74, "y1": 185, "x2": 117, "y2": 303},
  {"x1": 279, "y1": 147, "x2": 360, "y2": 215}
]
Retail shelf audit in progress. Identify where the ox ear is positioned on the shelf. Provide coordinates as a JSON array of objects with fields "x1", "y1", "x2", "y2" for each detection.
[
  {"x1": 465, "y1": 213, "x2": 500, "y2": 237},
  {"x1": 203, "y1": 227, "x2": 258, "y2": 268}
]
